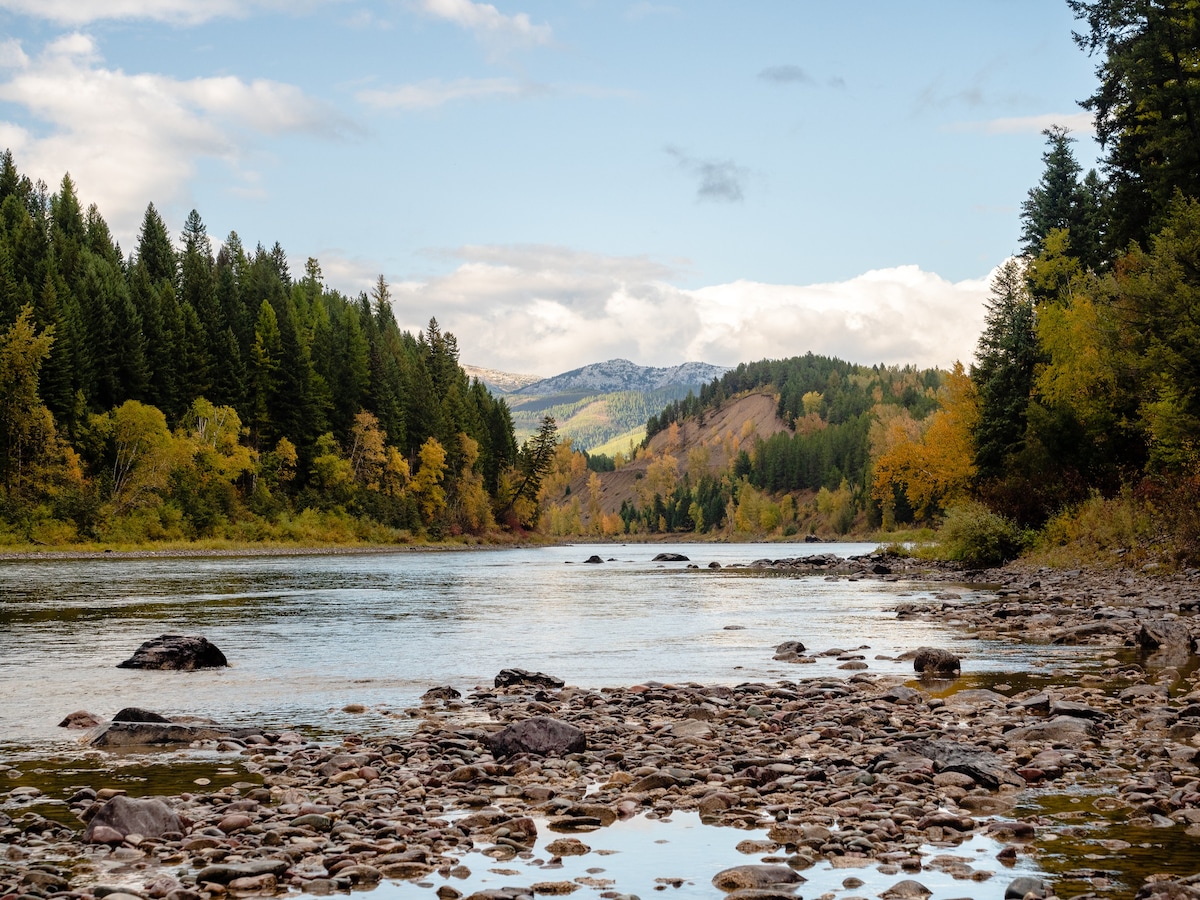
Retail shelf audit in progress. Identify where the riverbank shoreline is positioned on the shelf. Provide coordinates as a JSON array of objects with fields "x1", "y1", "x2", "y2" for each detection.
[{"x1": 5, "y1": 558, "x2": 1200, "y2": 900}]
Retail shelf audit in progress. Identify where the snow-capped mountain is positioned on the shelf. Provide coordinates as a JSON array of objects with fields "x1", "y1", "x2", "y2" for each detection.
[
  {"x1": 462, "y1": 364, "x2": 544, "y2": 394},
  {"x1": 513, "y1": 359, "x2": 729, "y2": 396}
]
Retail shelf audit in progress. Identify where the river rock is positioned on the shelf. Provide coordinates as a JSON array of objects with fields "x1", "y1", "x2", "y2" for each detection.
[
  {"x1": 487, "y1": 716, "x2": 586, "y2": 757},
  {"x1": 116, "y1": 634, "x2": 228, "y2": 670},
  {"x1": 422, "y1": 685, "x2": 462, "y2": 703},
  {"x1": 494, "y1": 668, "x2": 565, "y2": 689},
  {"x1": 1004, "y1": 715, "x2": 1098, "y2": 745},
  {"x1": 773, "y1": 641, "x2": 807, "y2": 661},
  {"x1": 1005, "y1": 875, "x2": 1048, "y2": 899},
  {"x1": 711, "y1": 865, "x2": 804, "y2": 892},
  {"x1": 906, "y1": 739, "x2": 1024, "y2": 789},
  {"x1": 86, "y1": 721, "x2": 227, "y2": 748},
  {"x1": 58, "y1": 709, "x2": 102, "y2": 729},
  {"x1": 652, "y1": 553, "x2": 689, "y2": 562},
  {"x1": 113, "y1": 707, "x2": 172, "y2": 723},
  {"x1": 882, "y1": 881, "x2": 932, "y2": 899},
  {"x1": 1137, "y1": 619, "x2": 1195, "y2": 651},
  {"x1": 195, "y1": 859, "x2": 290, "y2": 885},
  {"x1": 583, "y1": 555, "x2": 604, "y2": 564},
  {"x1": 83, "y1": 795, "x2": 183, "y2": 842},
  {"x1": 912, "y1": 647, "x2": 960, "y2": 676}
]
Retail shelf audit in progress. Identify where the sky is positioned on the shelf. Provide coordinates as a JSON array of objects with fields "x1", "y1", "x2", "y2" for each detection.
[{"x1": 0, "y1": 0, "x2": 1104, "y2": 377}]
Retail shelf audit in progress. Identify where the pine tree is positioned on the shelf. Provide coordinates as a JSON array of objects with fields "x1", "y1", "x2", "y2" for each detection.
[{"x1": 972, "y1": 259, "x2": 1039, "y2": 481}]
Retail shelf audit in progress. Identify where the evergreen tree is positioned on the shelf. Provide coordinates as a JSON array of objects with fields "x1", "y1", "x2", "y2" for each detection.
[
  {"x1": 1070, "y1": 0, "x2": 1200, "y2": 250},
  {"x1": 972, "y1": 259, "x2": 1039, "y2": 481}
]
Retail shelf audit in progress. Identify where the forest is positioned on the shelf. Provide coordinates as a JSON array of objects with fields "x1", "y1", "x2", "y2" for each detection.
[
  {"x1": 553, "y1": 0, "x2": 1200, "y2": 562},
  {"x1": 0, "y1": 155, "x2": 559, "y2": 546}
]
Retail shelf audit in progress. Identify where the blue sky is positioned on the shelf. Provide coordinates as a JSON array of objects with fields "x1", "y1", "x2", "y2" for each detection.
[{"x1": 0, "y1": 1, "x2": 1101, "y2": 376}]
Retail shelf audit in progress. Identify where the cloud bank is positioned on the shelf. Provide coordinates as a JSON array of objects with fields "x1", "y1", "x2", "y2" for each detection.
[
  {"x1": 0, "y1": 0, "x2": 297, "y2": 25},
  {"x1": 387, "y1": 245, "x2": 991, "y2": 376},
  {"x1": 0, "y1": 35, "x2": 342, "y2": 246}
]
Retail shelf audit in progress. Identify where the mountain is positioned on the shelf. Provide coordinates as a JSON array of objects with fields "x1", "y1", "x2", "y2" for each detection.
[
  {"x1": 514, "y1": 359, "x2": 729, "y2": 396},
  {"x1": 462, "y1": 364, "x2": 543, "y2": 394},
  {"x1": 467, "y1": 358, "x2": 730, "y2": 453}
]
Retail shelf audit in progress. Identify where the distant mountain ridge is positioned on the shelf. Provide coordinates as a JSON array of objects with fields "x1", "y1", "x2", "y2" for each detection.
[
  {"x1": 514, "y1": 358, "x2": 729, "y2": 396},
  {"x1": 463, "y1": 358, "x2": 731, "y2": 452},
  {"x1": 461, "y1": 364, "x2": 544, "y2": 393}
]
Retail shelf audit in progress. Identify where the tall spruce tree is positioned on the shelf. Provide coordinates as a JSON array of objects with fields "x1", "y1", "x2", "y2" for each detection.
[
  {"x1": 1070, "y1": 0, "x2": 1200, "y2": 250},
  {"x1": 972, "y1": 258, "x2": 1039, "y2": 481}
]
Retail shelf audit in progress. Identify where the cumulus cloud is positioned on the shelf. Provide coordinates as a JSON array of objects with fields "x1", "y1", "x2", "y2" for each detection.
[
  {"x1": 0, "y1": 0, "x2": 300, "y2": 25},
  {"x1": 414, "y1": 0, "x2": 551, "y2": 53},
  {"x1": 666, "y1": 145, "x2": 748, "y2": 203},
  {"x1": 390, "y1": 245, "x2": 991, "y2": 375},
  {"x1": 0, "y1": 35, "x2": 345, "y2": 246}
]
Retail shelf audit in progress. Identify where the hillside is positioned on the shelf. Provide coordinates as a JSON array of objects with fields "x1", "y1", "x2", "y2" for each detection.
[
  {"x1": 543, "y1": 391, "x2": 791, "y2": 527},
  {"x1": 537, "y1": 353, "x2": 950, "y2": 538}
]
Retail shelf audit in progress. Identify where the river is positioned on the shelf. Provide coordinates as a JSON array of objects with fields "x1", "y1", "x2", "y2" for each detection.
[{"x1": 0, "y1": 542, "x2": 1087, "y2": 754}]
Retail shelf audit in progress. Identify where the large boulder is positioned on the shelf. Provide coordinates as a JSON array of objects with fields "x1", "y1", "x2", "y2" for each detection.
[
  {"x1": 913, "y1": 646, "x2": 961, "y2": 677},
  {"x1": 86, "y1": 721, "x2": 227, "y2": 748},
  {"x1": 83, "y1": 795, "x2": 185, "y2": 842},
  {"x1": 652, "y1": 553, "x2": 689, "y2": 562},
  {"x1": 494, "y1": 668, "x2": 564, "y2": 689},
  {"x1": 1136, "y1": 618, "x2": 1193, "y2": 651},
  {"x1": 487, "y1": 716, "x2": 586, "y2": 758},
  {"x1": 117, "y1": 635, "x2": 228, "y2": 670}
]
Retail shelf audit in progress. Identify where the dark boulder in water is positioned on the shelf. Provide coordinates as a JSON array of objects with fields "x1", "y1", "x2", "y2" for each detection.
[
  {"x1": 652, "y1": 553, "x2": 689, "y2": 562},
  {"x1": 495, "y1": 668, "x2": 565, "y2": 689},
  {"x1": 117, "y1": 634, "x2": 228, "y2": 670},
  {"x1": 913, "y1": 646, "x2": 960, "y2": 676}
]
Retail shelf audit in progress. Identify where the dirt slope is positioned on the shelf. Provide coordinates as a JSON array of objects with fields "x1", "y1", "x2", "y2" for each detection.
[{"x1": 553, "y1": 391, "x2": 790, "y2": 520}]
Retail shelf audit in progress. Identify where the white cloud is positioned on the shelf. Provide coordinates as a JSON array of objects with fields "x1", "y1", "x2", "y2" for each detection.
[
  {"x1": 0, "y1": 35, "x2": 344, "y2": 246},
  {"x1": 389, "y1": 245, "x2": 991, "y2": 375},
  {"x1": 359, "y1": 76, "x2": 524, "y2": 110},
  {"x1": 0, "y1": 0, "x2": 301, "y2": 25},
  {"x1": 415, "y1": 0, "x2": 551, "y2": 53},
  {"x1": 960, "y1": 111, "x2": 1095, "y2": 135}
]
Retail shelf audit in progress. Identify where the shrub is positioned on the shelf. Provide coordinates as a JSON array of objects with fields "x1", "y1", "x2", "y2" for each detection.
[{"x1": 937, "y1": 501, "x2": 1025, "y2": 568}]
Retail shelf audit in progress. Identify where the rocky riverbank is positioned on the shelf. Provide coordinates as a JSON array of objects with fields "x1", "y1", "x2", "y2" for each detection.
[{"x1": 5, "y1": 558, "x2": 1200, "y2": 900}]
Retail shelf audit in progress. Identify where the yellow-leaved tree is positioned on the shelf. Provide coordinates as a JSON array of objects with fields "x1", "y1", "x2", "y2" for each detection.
[
  {"x1": 872, "y1": 362, "x2": 979, "y2": 523},
  {"x1": 411, "y1": 436, "x2": 448, "y2": 525}
]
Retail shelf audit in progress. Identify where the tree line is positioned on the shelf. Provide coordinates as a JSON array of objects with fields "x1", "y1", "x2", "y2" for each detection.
[
  {"x1": 0, "y1": 154, "x2": 557, "y2": 544},
  {"x1": 874, "y1": 0, "x2": 1200, "y2": 561}
]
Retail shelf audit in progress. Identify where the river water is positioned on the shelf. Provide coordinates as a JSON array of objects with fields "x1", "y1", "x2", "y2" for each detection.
[
  {"x1": 0, "y1": 542, "x2": 1088, "y2": 754},
  {"x1": 2, "y1": 542, "x2": 1135, "y2": 900}
]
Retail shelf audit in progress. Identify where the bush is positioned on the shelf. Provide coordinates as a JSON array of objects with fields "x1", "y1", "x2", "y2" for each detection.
[{"x1": 937, "y1": 501, "x2": 1025, "y2": 568}]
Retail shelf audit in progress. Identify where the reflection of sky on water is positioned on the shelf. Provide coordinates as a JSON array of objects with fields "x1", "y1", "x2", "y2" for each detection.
[
  {"x1": 365, "y1": 812, "x2": 1043, "y2": 900},
  {"x1": 0, "y1": 543, "x2": 1091, "y2": 751}
]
